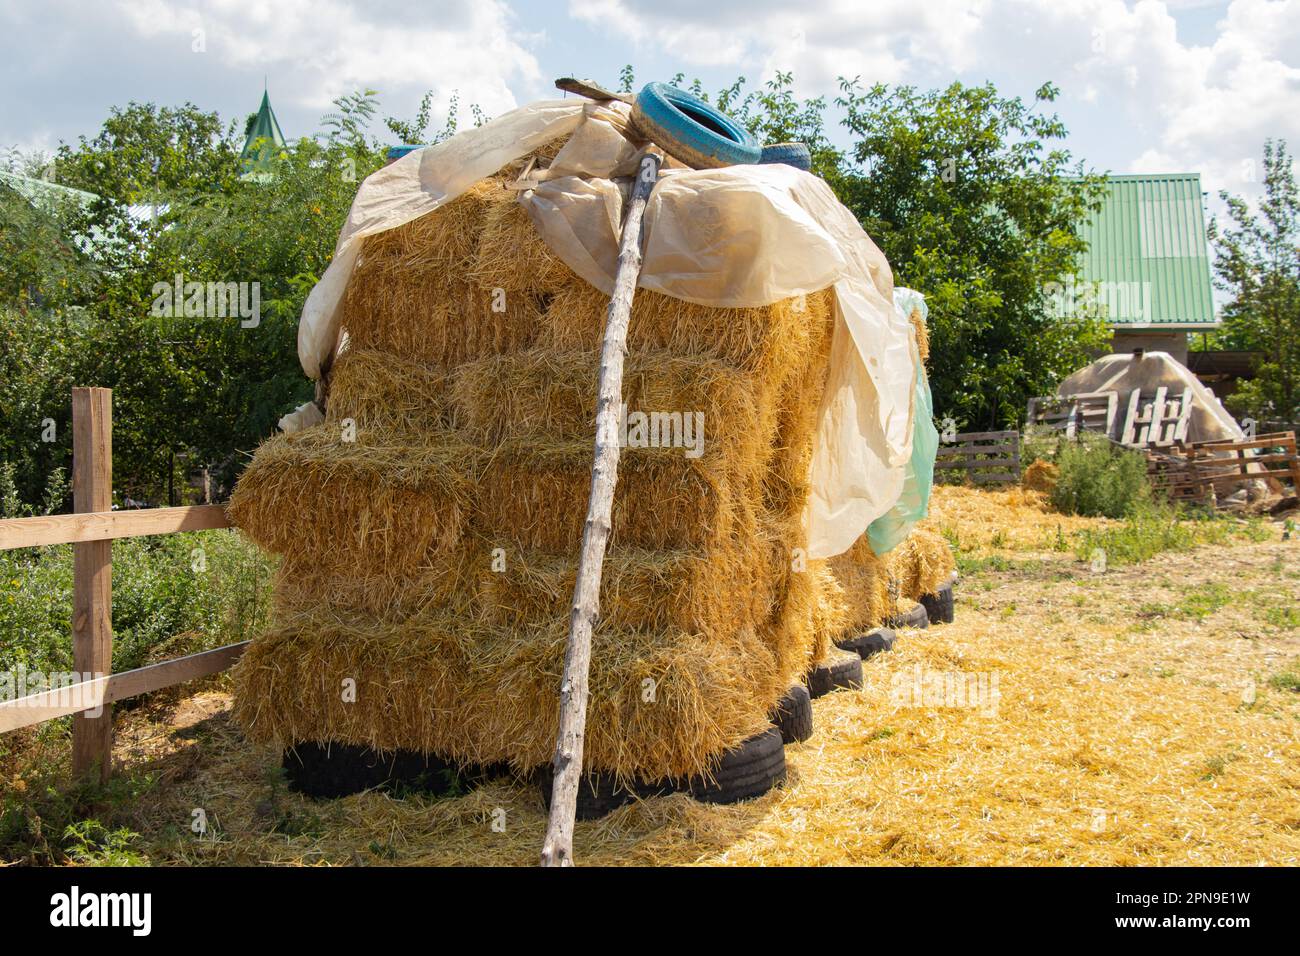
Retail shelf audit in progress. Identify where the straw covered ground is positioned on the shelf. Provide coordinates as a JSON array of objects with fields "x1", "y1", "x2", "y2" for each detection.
[{"x1": 40, "y1": 484, "x2": 1297, "y2": 866}]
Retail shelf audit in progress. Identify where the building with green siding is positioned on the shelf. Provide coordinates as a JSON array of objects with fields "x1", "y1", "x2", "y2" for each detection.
[{"x1": 1069, "y1": 173, "x2": 1217, "y2": 364}]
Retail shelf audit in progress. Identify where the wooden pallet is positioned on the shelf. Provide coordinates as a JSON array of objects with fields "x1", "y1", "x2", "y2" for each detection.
[
  {"x1": 1026, "y1": 391, "x2": 1119, "y2": 439},
  {"x1": 935, "y1": 430, "x2": 1020, "y2": 484},
  {"x1": 1121, "y1": 386, "x2": 1193, "y2": 448},
  {"x1": 1147, "y1": 431, "x2": 1300, "y2": 501}
]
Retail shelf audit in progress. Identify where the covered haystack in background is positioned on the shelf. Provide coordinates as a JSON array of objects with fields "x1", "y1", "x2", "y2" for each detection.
[{"x1": 823, "y1": 297, "x2": 954, "y2": 640}]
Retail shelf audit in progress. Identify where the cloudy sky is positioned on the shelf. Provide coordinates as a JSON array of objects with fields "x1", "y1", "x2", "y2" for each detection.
[{"x1": 2, "y1": 0, "x2": 1297, "y2": 214}]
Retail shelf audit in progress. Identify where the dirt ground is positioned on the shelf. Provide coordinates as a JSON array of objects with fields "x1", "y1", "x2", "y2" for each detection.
[{"x1": 90, "y1": 529, "x2": 1299, "y2": 866}]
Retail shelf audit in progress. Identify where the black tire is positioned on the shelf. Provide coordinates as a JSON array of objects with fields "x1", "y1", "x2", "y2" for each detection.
[
  {"x1": 885, "y1": 601, "x2": 930, "y2": 630},
  {"x1": 537, "y1": 728, "x2": 787, "y2": 817},
  {"x1": 536, "y1": 768, "x2": 672, "y2": 821},
  {"x1": 759, "y1": 142, "x2": 812, "y2": 171},
  {"x1": 769, "y1": 684, "x2": 813, "y2": 744},
  {"x1": 920, "y1": 582, "x2": 956, "y2": 625},
  {"x1": 805, "y1": 648, "x2": 865, "y2": 699},
  {"x1": 684, "y1": 727, "x2": 787, "y2": 804},
  {"x1": 282, "y1": 742, "x2": 481, "y2": 800},
  {"x1": 836, "y1": 626, "x2": 896, "y2": 660}
]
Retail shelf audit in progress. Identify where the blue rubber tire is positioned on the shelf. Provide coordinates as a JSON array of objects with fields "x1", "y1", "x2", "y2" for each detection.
[
  {"x1": 632, "y1": 82, "x2": 760, "y2": 169},
  {"x1": 759, "y1": 142, "x2": 812, "y2": 171}
]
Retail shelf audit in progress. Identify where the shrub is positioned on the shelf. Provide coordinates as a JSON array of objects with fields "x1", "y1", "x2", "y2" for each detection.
[{"x1": 1047, "y1": 434, "x2": 1151, "y2": 518}]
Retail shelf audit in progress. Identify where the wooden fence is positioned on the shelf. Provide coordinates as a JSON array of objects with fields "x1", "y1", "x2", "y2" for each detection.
[
  {"x1": 934, "y1": 430, "x2": 1021, "y2": 485},
  {"x1": 0, "y1": 388, "x2": 243, "y2": 783}
]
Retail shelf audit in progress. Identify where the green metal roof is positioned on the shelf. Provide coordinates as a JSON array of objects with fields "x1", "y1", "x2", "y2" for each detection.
[
  {"x1": 240, "y1": 91, "x2": 287, "y2": 177},
  {"x1": 0, "y1": 170, "x2": 98, "y2": 210},
  {"x1": 1077, "y1": 173, "x2": 1217, "y2": 329}
]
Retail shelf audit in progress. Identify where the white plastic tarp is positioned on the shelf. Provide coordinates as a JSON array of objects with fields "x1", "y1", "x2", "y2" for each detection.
[{"x1": 293, "y1": 99, "x2": 918, "y2": 559}]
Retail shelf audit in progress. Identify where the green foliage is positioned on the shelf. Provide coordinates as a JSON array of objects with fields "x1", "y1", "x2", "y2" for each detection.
[
  {"x1": 1037, "y1": 432, "x2": 1151, "y2": 518},
  {"x1": 0, "y1": 93, "x2": 393, "y2": 502},
  {"x1": 1208, "y1": 139, "x2": 1300, "y2": 423},
  {"x1": 1268, "y1": 664, "x2": 1300, "y2": 692},
  {"x1": 0, "y1": 176, "x2": 97, "y2": 312},
  {"x1": 0, "y1": 748, "x2": 158, "y2": 865},
  {"x1": 63, "y1": 819, "x2": 148, "y2": 866},
  {"x1": 1072, "y1": 503, "x2": 1265, "y2": 566},
  {"x1": 611, "y1": 68, "x2": 1108, "y2": 428},
  {"x1": 832, "y1": 80, "x2": 1110, "y2": 427},
  {"x1": 0, "y1": 529, "x2": 275, "y2": 676},
  {"x1": 384, "y1": 89, "x2": 485, "y2": 145}
]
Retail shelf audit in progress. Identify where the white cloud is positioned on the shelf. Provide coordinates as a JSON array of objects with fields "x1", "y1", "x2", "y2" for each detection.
[
  {"x1": 569, "y1": 0, "x2": 1298, "y2": 210},
  {"x1": 113, "y1": 0, "x2": 542, "y2": 117}
]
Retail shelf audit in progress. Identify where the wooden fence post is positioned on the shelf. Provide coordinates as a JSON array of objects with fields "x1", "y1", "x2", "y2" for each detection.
[{"x1": 71, "y1": 387, "x2": 113, "y2": 784}]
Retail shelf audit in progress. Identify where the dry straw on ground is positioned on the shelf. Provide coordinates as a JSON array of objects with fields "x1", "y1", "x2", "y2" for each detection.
[
  {"x1": 923, "y1": 483, "x2": 1106, "y2": 556},
  {"x1": 1021, "y1": 458, "x2": 1060, "y2": 495},
  {"x1": 93, "y1": 522, "x2": 1297, "y2": 866}
]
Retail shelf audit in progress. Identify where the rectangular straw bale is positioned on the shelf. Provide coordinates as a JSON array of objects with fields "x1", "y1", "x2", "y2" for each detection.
[
  {"x1": 449, "y1": 347, "x2": 769, "y2": 466},
  {"x1": 478, "y1": 537, "x2": 785, "y2": 635},
  {"x1": 356, "y1": 177, "x2": 511, "y2": 274},
  {"x1": 226, "y1": 424, "x2": 471, "y2": 575},
  {"x1": 761, "y1": 290, "x2": 838, "y2": 522},
  {"x1": 884, "y1": 527, "x2": 957, "y2": 601},
  {"x1": 340, "y1": 272, "x2": 542, "y2": 369},
  {"x1": 470, "y1": 192, "x2": 579, "y2": 295},
  {"x1": 326, "y1": 347, "x2": 449, "y2": 433},
  {"x1": 472, "y1": 440, "x2": 756, "y2": 552},
  {"x1": 537, "y1": 283, "x2": 833, "y2": 376},
  {"x1": 270, "y1": 545, "x2": 477, "y2": 621},
  {"x1": 826, "y1": 536, "x2": 890, "y2": 637},
  {"x1": 232, "y1": 604, "x2": 798, "y2": 781}
]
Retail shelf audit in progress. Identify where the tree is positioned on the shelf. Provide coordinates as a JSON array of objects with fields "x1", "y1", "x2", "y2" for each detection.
[
  {"x1": 616, "y1": 68, "x2": 1108, "y2": 428},
  {"x1": 833, "y1": 80, "x2": 1109, "y2": 428},
  {"x1": 1209, "y1": 140, "x2": 1300, "y2": 424},
  {"x1": 0, "y1": 93, "x2": 387, "y2": 504}
]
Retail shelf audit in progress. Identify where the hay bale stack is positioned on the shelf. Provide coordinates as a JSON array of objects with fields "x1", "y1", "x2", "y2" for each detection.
[
  {"x1": 229, "y1": 144, "x2": 848, "y2": 781},
  {"x1": 823, "y1": 528, "x2": 957, "y2": 642}
]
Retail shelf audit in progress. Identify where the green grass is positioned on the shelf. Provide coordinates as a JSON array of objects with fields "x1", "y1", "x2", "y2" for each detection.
[
  {"x1": 1268, "y1": 668, "x2": 1300, "y2": 693},
  {"x1": 1073, "y1": 504, "x2": 1269, "y2": 567},
  {"x1": 1138, "y1": 583, "x2": 1238, "y2": 622},
  {"x1": 1261, "y1": 606, "x2": 1300, "y2": 631}
]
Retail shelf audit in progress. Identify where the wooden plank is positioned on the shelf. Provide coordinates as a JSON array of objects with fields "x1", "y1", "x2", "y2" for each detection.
[
  {"x1": 71, "y1": 387, "x2": 113, "y2": 784},
  {"x1": 951, "y1": 430, "x2": 1018, "y2": 442},
  {"x1": 1189, "y1": 433, "x2": 1295, "y2": 452},
  {"x1": 936, "y1": 461, "x2": 1019, "y2": 473},
  {"x1": 0, "y1": 642, "x2": 248, "y2": 734},
  {"x1": 540, "y1": 150, "x2": 662, "y2": 868},
  {"x1": 936, "y1": 442, "x2": 1019, "y2": 456},
  {"x1": 1121, "y1": 389, "x2": 1142, "y2": 446},
  {"x1": 1102, "y1": 391, "x2": 1118, "y2": 438},
  {"x1": 0, "y1": 504, "x2": 231, "y2": 551}
]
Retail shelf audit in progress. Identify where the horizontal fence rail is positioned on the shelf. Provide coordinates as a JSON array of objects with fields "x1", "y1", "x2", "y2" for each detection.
[
  {"x1": 0, "y1": 504, "x2": 230, "y2": 550},
  {"x1": 0, "y1": 387, "x2": 243, "y2": 784},
  {"x1": 0, "y1": 642, "x2": 248, "y2": 734}
]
